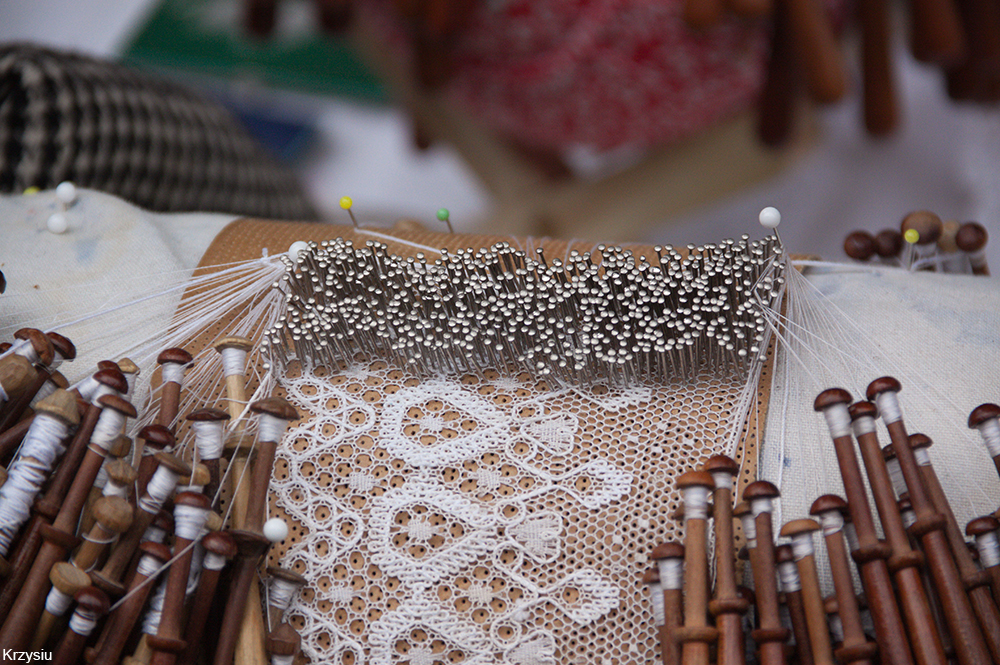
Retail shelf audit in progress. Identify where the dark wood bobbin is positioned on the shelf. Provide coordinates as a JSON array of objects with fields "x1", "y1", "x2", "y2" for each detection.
[
  {"x1": 266, "y1": 567, "x2": 307, "y2": 631},
  {"x1": 780, "y1": 519, "x2": 834, "y2": 665},
  {"x1": 847, "y1": 400, "x2": 947, "y2": 665},
  {"x1": 92, "y1": 452, "x2": 191, "y2": 597},
  {"x1": 675, "y1": 470, "x2": 718, "y2": 665},
  {"x1": 968, "y1": 403, "x2": 1000, "y2": 479},
  {"x1": 33, "y1": 561, "x2": 91, "y2": 650},
  {"x1": 51, "y1": 586, "x2": 109, "y2": 665},
  {"x1": 12, "y1": 327, "x2": 56, "y2": 367},
  {"x1": 177, "y1": 531, "x2": 238, "y2": 665},
  {"x1": 214, "y1": 336, "x2": 254, "y2": 421},
  {"x1": 266, "y1": 623, "x2": 301, "y2": 664},
  {"x1": 244, "y1": 397, "x2": 299, "y2": 531},
  {"x1": 147, "y1": 492, "x2": 213, "y2": 665},
  {"x1": 0, "y1": 330, "x2": 73, "y2": 432},
  {"x1": 186, "y1": 407, "x2": 230, "y2": 507},
  {"x1": 213, "y1": 529, "x2": 272, "y2": 665},
  {"x1": 967, "y1": 516, "x2": 1000, "y2": 606},
  {"x1": 0, "y1": 392, "x2": 136, "y2": 652},
  {"x1": 867, "y1": 377, "x2": 993, "y2": 665},
  {"x1": 651, "y1": 542, "x2": 685, "y2": 665},
  {"x1": 909, "y1": 432, "x2": 1000, "y2": 662},
  {"x1": 809, "y1": 495, "x2": 877, "y2": 665},
  {"x1": 814, "y1": 388, "x2": 914, "y2": 665},
  {"x1": 956, "y1": 221, "x2": 989, "y2": 275},
  {"x1": 88, "y1": 541, "x2": 173, "y2": 665},
  {"x1": 844, "y1": 231, "x2": 876, "y2": 262},
  {"x1": 901, "y1": 211, "x2": 944, "y2": 245},
  {"x1": 742, "y1": 481, "x2": 789, "y2": 665},
  {"x1": 775, "y1": 544, "x2": 813, "y2": 665},
  {"x1": 156, "y1": 347, "x2": 193, "y2": 431},
  {"x1": 134, "y1": 425, "x2": 175, "y2": 498},
  {"x1": 874, "y1": 229, "x2": 904, "y2": 262},
  {"x1": 704, "y1": 454, "x2": 749, "y2": 665}
]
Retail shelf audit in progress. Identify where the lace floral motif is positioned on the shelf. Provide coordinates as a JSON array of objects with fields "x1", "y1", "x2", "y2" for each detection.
[{"x1": 273, "y1": 360, "x2": 749, "y2": 664}]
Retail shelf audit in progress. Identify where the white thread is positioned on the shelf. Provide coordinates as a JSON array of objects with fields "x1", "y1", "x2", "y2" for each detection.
[
  {"x1": 90, "y1": 383, "x2": 115, "y2": 408},
  {"x1": 829, "y1": 615, "x2": 844, "y2": 642},
  {"x1": 143, "y1": 526, "x2": 167, "y2": 544},
  {"x1": 176, "y1": 483, "x2": 205, "y2": 494},
  {"x1": 977, "y1": 419, "x2": 1000, "y2": 457},
  {"x1": 269, "y1": 577, "x2": 302, "y2": 613},
  {"x1": 822, "y1": 404, "x2": 852, "y2": 439},
  {"x1": 72, "y1": 376, "x2": 97, "y2": 402},
  {"x1": 31, "y1": 379, "x2": 57, "y2": 405},
  {"x1": 104, "y1": 481, "x2": 128, "y2": 498},
  {"x1": 740, "y1": 513, "x2": 757, "y2": 548},
  {"x1": 750, "y1": 498, "x2": 773, "y2": 518},
  {"x1": 204, "y1": 551, "x2": 228, "y2": 572},
  {"x1": 93, "y1": 465, "x2": 109, "y2": 491},
  {"x1": 142, "y1": 578, "x2": 167, "y2": 634},
  {"x1": 0, "y1": 381, "x2": 7, "y2": 403},
  {"x1": 874, "y1": 391, "x2": 902, "y2": 424},
  {"x1": 790, "y1": 534, "x2": 814, "y2": 560},
  {"x1": 11, "y1": 338, "x2": 39, "y2": 364},
  {"x1": 68, "y1": 608, "x2": 100, "y2": 635},
  {"x1": 137, "y1": 554, "x2": 163, "y2": 577},
  {"x1": 0, "y1": 414, "x2": 70, "y2": 554},
  {"x1": 656, "y1": 559, "x2": 684, "y2": 590},
  {"x1": 138, "y1": 466, "x2": 180, "y2": 514},
  {"x1": 777, "y1": 561, "x2": 801, "y2": 592},
  {"x1": 818, "y1": 511, "x2": 844, "y2": 536},
  {"x1": 91, "y1": 409, "x2": 127, "y2": 447},
  {"x1": 192, "y1": 420, "x2": 225, "y2": 460},
  {"x1": 646, "y1": 582, "x2": 665, "y2": 625},
  {"x1": 711, "y1": 472, "x2": 732, "y2": 490},
  {"x1": 272, "y1": 655, "x2": 296, "y2": 665},
  {"x1": 852, "y1": 416, "x2": 876, "y2": 436},
  {"x1": 886, "y1": 457, "x2": 907, "y2": 496},
  {"x1": 900, "y1": 506, "x2": 916, "y2": 529},
  {"x1": 682, "y1": 486, "x2": 711, "y2": 520},
  {"x1": 913, "y1": 447, "x2": 931, "y2": 466},
  {"x1": 45, "y1": 587, "x2": 74, "y2": 615},
  {"x1": 843, "y1": 522, "x2": 860, "y2": 552},
  {"x1": 974, "y1": 531, "x2": 1000, "y2": 568},
  {"x1": 161, "y1": 362, "x2": 186, "y2": 385},
  {"x1": 173, "y1": 504, "x2": 210, "y2": 540},
  {"x1": 969, "y1": 248, "x2": 988, "y2": 270},
  {"x1": 258, "y1": 413, "x2": 290, "y2": 443},
  {"x1": 221, "y1": 347, "x2": 248, "y2": 378}
]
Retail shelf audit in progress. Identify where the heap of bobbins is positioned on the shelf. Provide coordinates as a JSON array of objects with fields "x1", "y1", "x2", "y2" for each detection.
[
  {"x1": 843, "y1": 211, "x2": 990, "y2": 275},
  {"x1": 645, "y1": 376, "x2": 1000, "y2": 665},
  {"x1": 0, "y1": 329, "x2": 309, "y2": 665}
]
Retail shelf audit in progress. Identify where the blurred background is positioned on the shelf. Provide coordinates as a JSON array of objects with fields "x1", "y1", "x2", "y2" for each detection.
[{"x1": 2, "y1": 0, "x2": 998, "y2": 265}]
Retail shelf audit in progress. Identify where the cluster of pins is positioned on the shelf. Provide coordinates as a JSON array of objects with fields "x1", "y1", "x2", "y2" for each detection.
[
  {"x1": 644, "y1": 377, "x2": 1000, "y2": 665},
  {"x1": 843, "y1": 211, "x2": 990, "y2": 275},
  {"x1": 0, "y1": 328, "x2": 312, "y2": 665},
  {"x1": 261, "y1": 233, "x2": 785, "y2": 387}
]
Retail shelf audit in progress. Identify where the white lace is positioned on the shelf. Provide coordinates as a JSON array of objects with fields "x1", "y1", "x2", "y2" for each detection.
[{"x1": 272, "y1": 357, "x2": 754, "y2": 664}]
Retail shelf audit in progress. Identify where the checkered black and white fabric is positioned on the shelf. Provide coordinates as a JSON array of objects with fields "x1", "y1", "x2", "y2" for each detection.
[{"x1": 0, "y1": 44, "x2": 316, "y2": 220}]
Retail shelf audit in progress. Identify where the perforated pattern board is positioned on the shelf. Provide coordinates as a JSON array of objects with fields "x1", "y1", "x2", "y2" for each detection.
[{"x1": 189, "y1": 220, "x2": 776, "y2": 665}]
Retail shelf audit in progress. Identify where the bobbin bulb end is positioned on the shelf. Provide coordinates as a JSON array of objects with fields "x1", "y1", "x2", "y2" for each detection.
[
  {"x1": 264, "y1": 517, "x2": 289, "y2": 542},
  {"x1": 759, "y1": 207, "x2": 781, "y2": 229}
]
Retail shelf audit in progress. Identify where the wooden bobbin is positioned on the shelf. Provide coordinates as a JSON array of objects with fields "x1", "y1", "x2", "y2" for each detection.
[
  {"x1": 178, "y1": 531, "x2": 238, "y2": 665},
  {"x1": 844, "y1": 231, "x2": 876, "y2": 262},
  {"x1": 0, "y1": 391, "x2": 136, "y2": 652},
  {"x1": 901, "y1": 211, "x2": 944, "y2": 269},
  {"x1": 147, "y1": 492, "x2": 213, "y2": 665},
  {"x1": 266, "y1": 567, "x2": 307, "y2": 632},
  {"x1": 956, "y1": 221, "x2": 990, "y2": 275},
  {"x1": 776, "y1": 544, "x2": 813, "y2": 665},
  {"x1": 266, "y1": 623, "x2": 301, "y2": 665},
  {"x1": 88, "y1": 542, "x2": 173, "y2": 665},
  {"x1": 909, "y1": 432, "x2": 1000, "y2": 663},
  {"x1": 134, "y1": 425, "x2": 175, "y2": 498},
  {"x1": 74, "y1": 495, "x2": 134, "y2": 572},
  {"x1": 82, "y1": 435, "x2": 133, "y2": 533},
  {"x1": 814, "y1": 389, "x2": 915, "y2": 665},
  {"x1": 967, "y1": 516, "x2": 1000, "y2": 607},
  {"x1": 156, "y1": 348, "x2": 193, "y2": 432},
  {"x1": 651, "y1": 542, "x2": 685, "y2": 665},
  {"x1": 874, "y1": 229, "x2": 904, "y2": 264},
  {"x1": 0, "y1": 355, "x2": 35, "y2": 411},
  {"x1": 968, "y1": 403, "x2": 1000, "y2": 480},
  {"x1": 186, "y1": 407, "x2": 229, "y2": 508},
  {"x1": 675, "y1": 470, "x2": 719, "y2": 665},
  {"x1": 643, "y1": 567, "x2": 670, "y2": 665},
  {"x1": 91, "y1": 452, "x2": 191, "y2": 598},
  {"x1": 848, "y1": 400, "x2": 947, "y2": 665},
  {"x1": 33, "y1": 561, "x2": 91, "y2": 650},
  {"x1": 810, "y1": 495, "x2": 877, "y2": 665},
  {"x1": 704, "y1": 455, "x2": 749, "y2": 665},
  {"x1": 214, "y1": 336, "x2": 254, "y2": 423},
  {"x1": 213, "y1": 529, "x2": 272, "y2": 665},
  {"x1": 780, "y1": 519, "x2": 835, "y2": 665},
  {"x1": 51, "y1": 586, "x2": 109, "y2": 665},
  {"x1": 0, "y1": 330, "x2": 73, "y2": 433},
  {"x1": 867, "y1": 377, "x2": 993, "y2": 665},
  {"x1": 743, "y1": 481, "x2": 789, "y2": 665}
]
